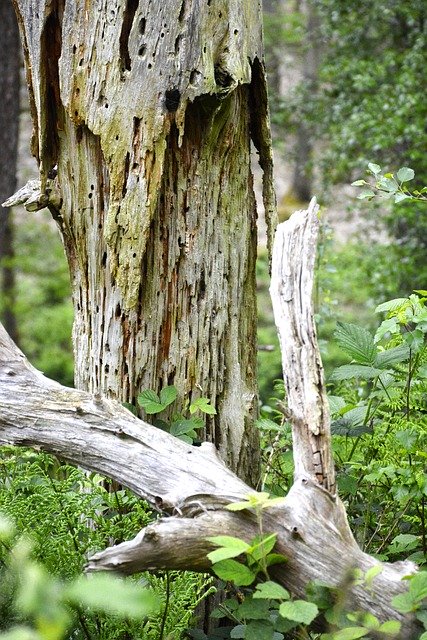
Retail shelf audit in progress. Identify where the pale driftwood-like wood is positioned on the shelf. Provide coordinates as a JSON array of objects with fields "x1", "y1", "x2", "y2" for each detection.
[
  {"x1": 0, "y1": 205, "x2": 422, "y2": 636},
  {"x1": 10, "y1": 0, "x2": 278, "y2": 484},
  {"x1": 270, "y1": 198, "x2": 335, "y2": 493}
]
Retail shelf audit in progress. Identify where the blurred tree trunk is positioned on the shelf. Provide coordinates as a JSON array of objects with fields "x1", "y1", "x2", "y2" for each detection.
[
  {"x1": 0, "y1": 2, "x2": 20, "y2": 344},
  {"x1": 291, "y1": 0, "x2": 320, "y2": 202},
  {"x1": 12, "y1": 0, "x2": 276, "y2": 486}
]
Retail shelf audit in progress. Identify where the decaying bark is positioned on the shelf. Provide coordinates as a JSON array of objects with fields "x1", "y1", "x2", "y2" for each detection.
[
  {"x1": 0, "y1": 206, "x2": 420, "y2": 637},
  {"x1": 9, "y1": 0, "x2": 278, "y2": 484},
  {"x1": 270, "y1": 198, "x2": 335, "y2": 494}
]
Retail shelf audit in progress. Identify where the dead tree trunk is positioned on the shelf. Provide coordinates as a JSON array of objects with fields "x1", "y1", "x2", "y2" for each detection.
[
  {"x1": 0, "y1": 202, "x2": 420, "y2": 637},
  {"x1": 10, "y1": 0, "x2": 277, "y2": 485}
]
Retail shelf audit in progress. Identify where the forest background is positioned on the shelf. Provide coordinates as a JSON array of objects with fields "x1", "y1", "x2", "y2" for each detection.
[{"x1": 0, "y1": 1, "x2": 427, "y2": 639}]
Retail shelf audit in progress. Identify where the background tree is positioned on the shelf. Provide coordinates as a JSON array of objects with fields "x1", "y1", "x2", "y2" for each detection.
[{"x1": 0, "y1": 1, "x2": 20, "y2": 345}]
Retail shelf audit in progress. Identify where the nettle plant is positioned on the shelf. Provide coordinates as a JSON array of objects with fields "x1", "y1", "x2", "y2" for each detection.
[
  {"x1": 328, "y1": 292, "x2": 427, "y2": 561},
  {"x1": 126, "y1": 385, "x2": 216, "y2": 444}
]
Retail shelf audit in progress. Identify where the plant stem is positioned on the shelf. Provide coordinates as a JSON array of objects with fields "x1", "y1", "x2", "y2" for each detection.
[{"x1": 159, "y1": 571, "x2": 171, "y2": 640}]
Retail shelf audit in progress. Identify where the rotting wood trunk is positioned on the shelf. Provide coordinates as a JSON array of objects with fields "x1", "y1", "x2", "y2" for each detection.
[
  {"x1": 10, "y1": 0, "x2": 277, "y2": 484},
  {"x1": 0, "y1": 204, "x2": 421, "y2": 637}
]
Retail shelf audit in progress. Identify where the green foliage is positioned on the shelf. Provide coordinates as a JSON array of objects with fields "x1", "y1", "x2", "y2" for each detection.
[
  {"x1": 0, "y1": 514, "x2": 159, "y2": 639},
  {"x1": 352, "y1": 164, "x2": 427, "y2": 204},
  {"x1": 0, "y1": 450, "x2": 211, "y2": 639},
  {"x1": 136, "y1": 385, "x2": 216, "y2": 444}
]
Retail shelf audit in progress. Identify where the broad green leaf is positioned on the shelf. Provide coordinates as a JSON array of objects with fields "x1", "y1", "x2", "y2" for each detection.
[
  {"x1": 397, "y1": 167, "x2": 415, "y2": 183},
  {"x1": 237, "y1": 597, "x2": 271, "y2": 619},
  {"x1": 375, "y1": 298, "x2": 408, "y2": 314},
  {"x1": 330, "y1": 364, "x2": 383, "y2": 381},
  {"x1": 367, "y1": 163, "x2": 381, "y2": 174},
  {"x1": 357, "y1": 189, "x2": 375, "y2": 199},
  {"x1": 377, "y1": 176, "x2": 398, "y2": 193},
  {"x1": 256, "y1": 417, "x2": 282, "y2": 432},
  {"x1": 395, "y1": 430, "x2": 418, "y2": 451},
  {"x1": 122, "y1": 401, "x2": 137, "y2": 415},
  {"x1": 137, "y1": 389, "x2": 164, "y2": 414},
  {"x1": 374, "y1": 318, "x2": 400, "y2": 343},
  {"x1": 364, "y1": 564, "x2": 383, "y2": 586},
  {"x1": 253, "y1": 581, "x2": 290, "y2": 600},
  {"x1": 248, "y1": 533, "x2": 277, "y2": 562},
  {"x1": 374, "y1": 344, "x2": 410, "y2": 368},
  {"x1": 159, "y1": 385, "x2": 177, "y2": 407},
  {"x1": 409, "y1": 571, "x2": 427, "y2": 601},
  {"x1": 212, "y1": 559, "x2": 257, "y2": 586},
  {"x1": 351, "y1": 179, "x2": 367, "y2": 186},
  {"x1": 334, "y1": 322, "x2": 376, "y2": 364},
  {"x1": 331, "y1": 420, "x2": 371, "y2": 438},
  {"x1": 230, "y1": 625, "x2": 246, "y2": 638},
  {"x1": 331, "y1": 628, "x2": 369, "y2": 640},
  {"x1": 226, "y1": 500, "x2": 253, "y2": 512},
  {"x1": 65, "y1": 574, "x2": 159, "y2": 617},
  {"x1": 378, "y1": 620, "x2": 401, "y2": 635},
  {"x1": 246, "y1": 620, "x2": 275, "y2": 640},
  {"x1": 190, "y1": 397, "x2": 216, "y2": 415},
  {"x1": 207, "y1": 536, "x2": 250, "y2": 563},
  {"x1": 279, "y1": 600, "x2": 318, "y2": 624},
  {"x1": 265, "y1": 553, "x2": 287, "y2": 567},
  {"x1": 394, "y1": 192, "x2": 411, "y2": 203},
  {"x1": 328, "y1": 395, "x2": 347, "y2": 415},
  {"x1": 170, "y1": 418, "x2": 201, "y2": 437},
  {"x1": 391, "y1": 591, "x2": 414, "y2": 613}
]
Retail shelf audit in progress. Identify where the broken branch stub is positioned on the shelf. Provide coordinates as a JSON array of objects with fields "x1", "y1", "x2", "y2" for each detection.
[{"x1": 270, "y1": 197, "x2": 335, "y2": 494}]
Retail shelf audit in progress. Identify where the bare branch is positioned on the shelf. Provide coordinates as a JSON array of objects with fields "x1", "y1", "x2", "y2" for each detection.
[{"x1": 270, "y1": 198, "x2": 335, "y2": 493}]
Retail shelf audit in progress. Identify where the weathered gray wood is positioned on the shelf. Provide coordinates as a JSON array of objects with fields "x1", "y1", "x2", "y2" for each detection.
[
  {"x1": 11, "y1": 0, "x2": 277, "y2": 484},
  {"x1": 0, "y1": 205, "x2": 421, "y2": 636},
  {"x1": 270, "y1": 198, "x2": 335, "y2": 493}
]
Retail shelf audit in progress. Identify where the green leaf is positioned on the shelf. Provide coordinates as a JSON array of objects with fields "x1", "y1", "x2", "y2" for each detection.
[
  {"x1": 330, "y1": 364, "x2": 384, "y2": 381},
  {"x1": 377, "y1": 176, "x2": 398, "y2": 193},
  {"x1": 256, "y1": 417, "x2": 282, "y2": 432},
  {"x1": 249, "y1": 534, "x2": 277, "y2": 562},
  {"x1": 334, "y1": 322, "x2": 376, "y2": 364},
  {"x1": 331, "y1": 628, "x2": 369, "y2": 640},
  {"x1": 367, "y1": 163, "x2": 381, "y2": 174},
  {"x1": 279, "y1": 600, "x2": 318, "y2": 625},
  {"x1": 159, "y1": 385, "x2": 177, "y2": 407},
  {"x1": 245, "y1": 620, "x2": 275, "y2": 640},
  {"x1": 237, "y1": 597, "x2": 271, "y2": 619},
  {"x1": 230, "y1": 625, "x2": 246, "y2": 638},
  {"x1": 391, "y1": 591, "x2": 414, "y2": 613},
  {"x1": 190, "y1": 397, "x2": 217, "y2": 415},
  {"x1": 253, "y1": 581, "x2": 290, "y2": 600},
  {"x1": 211, "y1": 559, "x2": 257, "y2": 586},
  {"x1": 409, "y1": 571, "x2": 427, "y2": 602},
  {"x1": 374, "y1": 344, "x2": 410, "y2": 368},
  {"x1": 394, "y1": 192, "x2": 411, "y2": 203},
  {"x1": 351, "y1": 179, "x2": 367, "y2": 186},
  {"x1": 395, "y1": 430, "x2": 418, "y2": 451},
  {"x1": 375, "y1": 298, "x2": 408, "y2": 314},
  {"x1": 357, "y1": 189, "x2": 375, "y2": 199},
  {"x1": 364, "y1": 564, "x2": 383, "y2": 587},
  {"x1": 378, "y1": 620, "x2": 401, "y2": 635},
  {"x1": 207, "y1": 536, "x2": 250, "y2": 563},
  {"x1": 122, "y1": 401, "x2": 137, "y2": 415},
  {"x1": 170, "y1": 418, "x2": 201, "y2": 437},
  {"x1": 328, "y1": 395, "x2": 347, "y2": 415},
  {"x1": 265, "y1": 553, "x2": 287, "y2": 567},
  {"x1": 137, "y1": 389, "x2": 165, "y2": 414},
  {"x1": 397, "y1": 167, "x2": 415, "y2": 183},
  {"x1": 65, "y1": 574, "x2": 159, "y2": 617}
]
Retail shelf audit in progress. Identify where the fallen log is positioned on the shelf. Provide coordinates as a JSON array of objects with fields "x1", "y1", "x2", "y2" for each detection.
[{"x1": 0, "y1": 201, "x2": 420, "y2": 636}]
